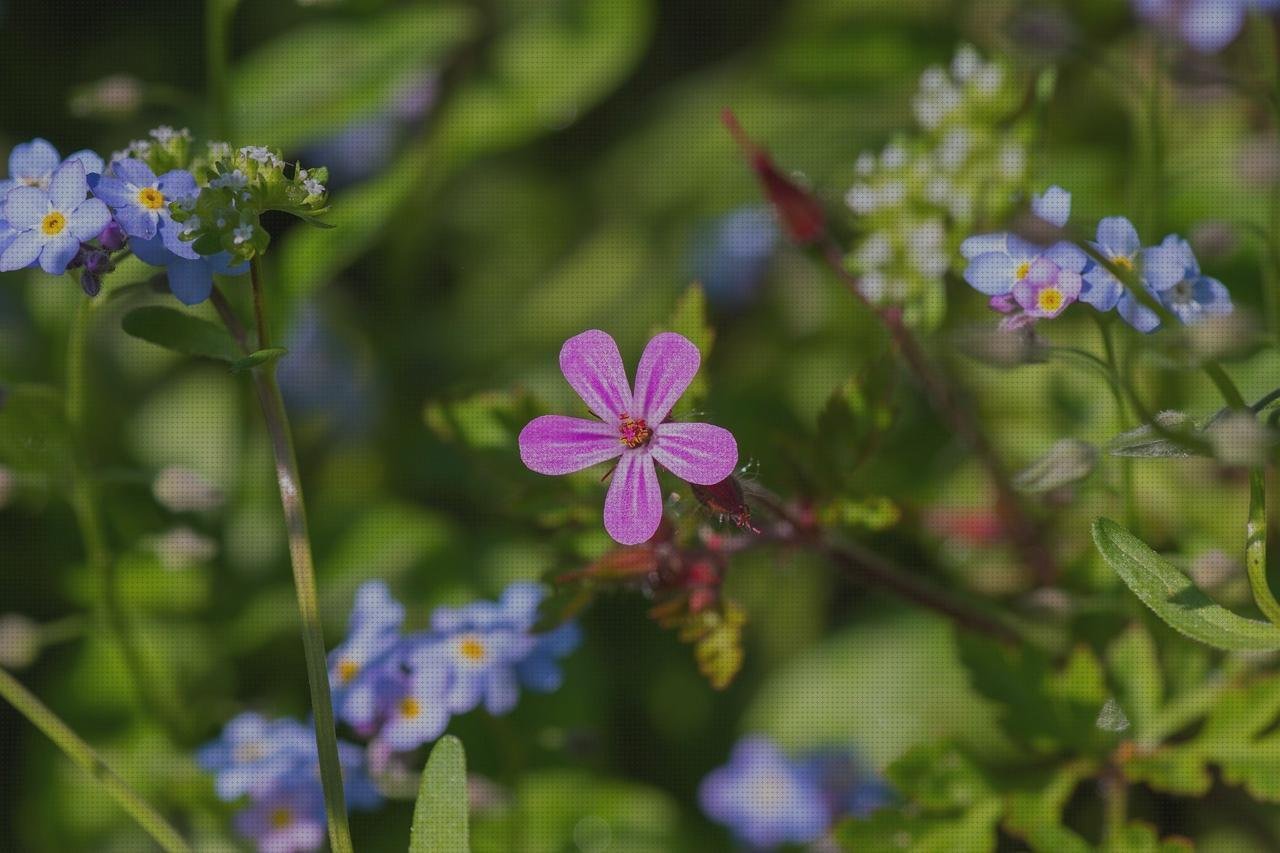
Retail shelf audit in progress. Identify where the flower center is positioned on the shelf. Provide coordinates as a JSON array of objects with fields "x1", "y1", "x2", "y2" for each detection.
[
  {"x1": 137, "y1": 187, "x2": 165, "y2": 210},
  {"x1": 457, "y1": 634, "x2": 487, "y2": 662},
  {"x1": 270, "y1": 808, "x2": 293, "y2": 830},
  {"x1": 618, "y1": 414, "x2": 652, "y2": 449},
  {"x1": 336, "y1": 659, "x2": 359, "y2": 683},
  {"x1": 40, "y1": 211, "x2": 66, "y2": 236},
  {"x1": 1112, "y1": 255, "x2": 1134, "y2": 271},
  {"x1": 1036, "y1": 287, "x2": 1064, "y2": 313},
  {"x1": 399, "y1": 697, "x2": 422, "y2": 719},
  {"x1": 20, "y1": 175, "x2": 49, "y2": 189},
  {"x1": 1015, "y1": 260, "x2": 1032, "y2": 280}
]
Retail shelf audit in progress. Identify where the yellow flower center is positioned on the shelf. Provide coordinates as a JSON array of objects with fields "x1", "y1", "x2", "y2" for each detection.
[
  {"x1": 1113, "y1": 255, "x2": 1133, "y2": 271},
  {"x1": 336, "y1": 659, "x2": 359, "y2": 683},
  {"x1": 137, "y1": 187, "x2": 165, "y2": 210},
  {"x1": 1015, "y1": 260, "x2": 1032, "y2": 280},
  {"x1": 270, "y1": 808, "x2": 293, "y2": 829},
  {"x1": 458, "y1": 635, "x2": 487, "y2": 662},
  {"x1": 399, "y1": 697, "x2": 422, "y2": 719},
  {"x1": 1036, "y1": 287, "x2": 1064, "y2": 313},
  {"x1": 40, "y1": 211, "x2": 66, "y2": 236}
]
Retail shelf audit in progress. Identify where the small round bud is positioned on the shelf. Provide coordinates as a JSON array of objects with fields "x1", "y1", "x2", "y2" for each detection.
[
  {"x1": 153, "y1": 466, "x2": 224, "y2": 513},
  {"x1": 0, "y1": 614, "x2": 40, "y2": 670}
]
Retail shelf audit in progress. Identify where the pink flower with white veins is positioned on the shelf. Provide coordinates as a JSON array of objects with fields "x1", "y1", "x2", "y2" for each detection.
[{"x1": 519, "y1": 330, "x2": 739, "y2": 545}]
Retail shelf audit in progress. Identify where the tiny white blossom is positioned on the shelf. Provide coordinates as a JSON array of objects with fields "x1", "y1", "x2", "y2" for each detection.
[
  {"x1": 207, "y1": 141, "x2": 232, "y2": 160},
  {"x1": 303, "y1": 178, "x2": 326, "y2": 197},
  {"x1": 972, "y1": 63, "x2": 1004, "y2": 96},
  {"x1": 149, "y1": 125, "x2": 191, "y2": 143},
  {"x1": 919, "y1": 65, "x2": 948, "y2": 92},
  {"x1": 856, "y1": 232, "x2": 895, "y2": 267},
  {"x1": 855, "y1": 152, "x2": 876, "y2": 176},
  {"x1": 952, "y1": 45, "x2": 982, "y2": 82},
  {"x1": 232, "y1": 225, "x2": 254, "y2": 246},
  {"x1": 880, "y1": 144, "x2": 908, "y2": 171},
  {"x1": 845, "y1": 184, "x2": 878, "y2": 215},
  {"x1": 211, "y1": 170, "x2": 248, "y2": 190}
]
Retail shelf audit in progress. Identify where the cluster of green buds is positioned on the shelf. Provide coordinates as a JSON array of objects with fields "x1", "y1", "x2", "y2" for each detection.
[
  {"x1": 170, "y1": 144, "x2": 330, "y2": 263},
  {"x1": 842, "y1": 44, "x2": 1038, "y2": 329}
]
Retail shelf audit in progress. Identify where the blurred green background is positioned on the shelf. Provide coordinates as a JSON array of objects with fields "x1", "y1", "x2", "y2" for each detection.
[{"x1": 6, "y1": 0, "x2": 1280, "y2": 849}]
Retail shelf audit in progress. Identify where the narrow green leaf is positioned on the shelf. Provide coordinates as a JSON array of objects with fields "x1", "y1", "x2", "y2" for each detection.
[
  {"x1": 410, "y1": 735, "x2": 469, "y2": 853},
  {"x1": 1107, "y1": 411, "x2": 1205, "y2": 458},
  {"x1": 230, "y1": 348, "x2": 288, "y2": 374},
  {"x1": 1092, "y1": 518, "x2": 1280, "y2": 650},
  {"x1": 121, "y1": 307, "x2": 242, "y2": 364}
]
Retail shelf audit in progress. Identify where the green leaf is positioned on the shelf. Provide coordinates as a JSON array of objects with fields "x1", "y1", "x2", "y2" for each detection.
[
  {"x1": 886, "y1": 743, "x2": 993, "y2": 810},
  {"x1": 229, "y1": 348, "x2": 288, "y2": 374},
  {"x1": 1102, "y1": 822, "x2": 1194, "y2": 852},
  {"x1": 278, "y1": 0, "x2": 651, "y2": 297},
  {"x1": 1107, "y1": 411, "x2": 1205, "y2": 458},
  {"x1": 0, "y1": 384, "x2": 75, "y2": 482},
  {"x1": 836, "y1": 796, "x2": 1002, "y2": 853},
  {"x1": 120, "y1": 306, "x2": 242, "y2": 364},
  {"x1": 1105, "y1": 624, "x2": 1163, "y2": 738},
  {"x1": 410, "y1": 735, "x2": 469, "y2": 853},
  {"x1": 956, "y1": 634, "x2": 1110, "y2": 754},
  {"x1": 653, "y1": 284, "x2": 713, "y2": 405},
  {"x1": 1092, "y1": 518, "x2": 1280, "y2": 650},
  {"x1": 1012, "y1": 439, "x2": 1098, "y2": 494},
  {"x1": 1003, "y1": 761, "x2": 1096, "y2": 853},
  {"x1": 231, "y1": 5, "x2": 477, "y2": 151}
]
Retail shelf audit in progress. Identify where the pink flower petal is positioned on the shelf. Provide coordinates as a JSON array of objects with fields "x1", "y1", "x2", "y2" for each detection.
[
  {"x1": 519, "y1": 415, "x2": 622, "y2": 475},
  {"x1": 603, "y1": 452, "x2": 663, "y2": 545},
  {"x1": 651, "y1": 422, "x2": 739, "y2": 485},
  {"x1": 632, "y1": 332, "x2": 700, "y2": 423},
  {"x1": 559, "y1": 330, "x2": 633, "y2": 422}
]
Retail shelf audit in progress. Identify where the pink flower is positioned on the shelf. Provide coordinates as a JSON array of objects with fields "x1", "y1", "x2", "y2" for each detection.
[{"x1": 519, "y1": 330, "x2": 739, "y2": 545}]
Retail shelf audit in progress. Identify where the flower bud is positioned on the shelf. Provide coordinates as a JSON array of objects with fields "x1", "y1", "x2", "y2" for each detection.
[
  {"x1": 0, "y1": 614, "x2": 40, "y2": 670},
  {"x1": 722, "y1": 111, "x2": 826, "y2": 245},
  {"x1": 80, "y1": 271, "x2": 102, "y2": 297},
  {"x1": 153, "y1": 466, "x2": 225, "y2": 513},
  {"x1": 97, "y1": 219, "x2": 127, "y2": 251}
]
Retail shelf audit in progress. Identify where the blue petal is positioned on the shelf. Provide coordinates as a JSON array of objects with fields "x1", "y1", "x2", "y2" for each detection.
[
  {"x1": 167, "y1": 257, "x2": 214, "y2": 305},
  {"x1": 156, "y1": 169, "x2": 198, "y2": 201},
  {"x1": 209, "y1": 252, "x2": 249, "y2": 277},
  {"x1": 963, "y1": 252, "x2": 1018, "y2": 295},
  {"x1": 1118, "y1": 291, "x2": 1161, "y2": 333},
  {"x1": 130, "y1": 233, "x2": 176, "y2": 267},
  {"x1": 9, "y1": 139, "x2": 59, "y2": 181},
  {"x1": 1184, "y1": 0, "x2": 1245, "y2": 52},
  {"x1": 1080, "y1": 267, "x2": 1123, "y2": 311},
  {"x1": 0, "y1": 230, "x2": 42, "y2": 271},
  {"x1": 1031, "y1": 185, "x2": 1071, "y2": 228},
  {"x1": 1096, "y1": 216, "x2": 1140, "y2": 257},
  {"x1": 91, "y1": 175, "x2": 135, "y2": 209},
  {"x1": 64, "y1": 150, "x2": 104, "y2": 178},
  {"x1": 68, "y1": 198, "x2": 110, "y2": 241},
  {"x1": 160, "y1": 220, "x2": 199, "y2": 259},
  {"x1": 112, "y1": 157, "x2": 157, "y2": 187},
  {"x1": 114, "y1": 204, "x2": 158, "y2": 240},
  {"x1": 39, "y1": 235, "x2": 80, "y2": 275},
  {"x1": 959, "y1": 232, "x2": 1007, "y2": 259},
  {"x1": 49, "y1": 161, "x2": 88, "y2": 212}
]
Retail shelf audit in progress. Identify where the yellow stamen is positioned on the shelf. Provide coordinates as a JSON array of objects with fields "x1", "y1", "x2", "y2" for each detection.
[
  {"x1": 40, "y1": 211, "x2": 66, "y2": 236},
  {"x1": 1036, "y1": 288, "x2": 1064, "y2": 313},
  {"x1": 270, "y1": 808, "x2": 292, "y2": 829},
  {"x1": 458, "y1": 635, "x2": 487, "y2": 662},
  {"x1": 336, "y1": 659, "x2": 359, "y2": 683},
  {"x1": 137, "y1": 187, "x2": 165, "y2": 210},
  {"x1": 1015, "y1": 260, "x2": 1031, "y2": 280},
  {"x1": 1113, "y1": 255, "x2": 1133, "y2": 271},
  {"x1": 399, "y1": 697, "x2": 421, "y2": 719}
]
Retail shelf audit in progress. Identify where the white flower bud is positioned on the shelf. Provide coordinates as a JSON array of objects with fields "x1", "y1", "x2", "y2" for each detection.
[
  {"x1": 952, "y1": 45, "x2": 982, "y2": 82},
  {"x1": 153, "y1": 466, "x2": 224, "y2": 513},
  {"x1": 0, "y1": 614, "x2": 39, "y2": 670},
  {"x1": 845, "y1": 184, "x2": 878, "y2": 214}
]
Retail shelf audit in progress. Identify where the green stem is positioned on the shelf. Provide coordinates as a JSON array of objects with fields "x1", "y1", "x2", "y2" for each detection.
[
  {"x1": 0, "y1": 667, "x2": 193, "y2": 853},
  {"x1": 1092, "y1": 315, "x2": 1138, "y2": 529},
  {"x1": 245, "y1": 260, "x2": 354, "y2": 853},
  {"x1": 1247, "y1": 469, "x2": 1280, "y2": 627},
  {"x1": 204, "y1": 0, "x2": 235, "y2": 138},
  {"x1": 65, "y1": 302, "x2": 184, "y2": 736}
]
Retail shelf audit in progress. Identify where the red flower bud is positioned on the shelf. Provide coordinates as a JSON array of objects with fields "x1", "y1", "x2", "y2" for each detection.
[{"x1": 722, "y1": 110, "x2": 826, "y2": 245}]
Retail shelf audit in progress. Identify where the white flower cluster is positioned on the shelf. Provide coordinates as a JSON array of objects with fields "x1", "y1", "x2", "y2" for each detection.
[{"x1": 842, "y1": 45, "x2": 1033, "y2": 329}]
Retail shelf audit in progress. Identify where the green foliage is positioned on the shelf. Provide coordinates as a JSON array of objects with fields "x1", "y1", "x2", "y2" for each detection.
[
  {"x1": 0, "y1": 384, "x2": 75, "y2": 483},
  {"x1": 411, "y1": 736, "x2": 469, "y2": 853},
  {"x1": 1092, "y1": 518, "x2": 1280, "y2": 651},
  {"x1": 229, "y1": 348, "x2": 287, "y2": 374},
  {"x1": 1012, "y1": 438, "x2": 1099, "y2": 494},
  {"x1": 231, "y1": 5, "x2": 478, "y2": 152},
  {"x1": 653, "y1": 283, "x2": 714, "y2": 406},
  {"x1": 120, "y1": 307, "x2": 242, "y2": 364}
]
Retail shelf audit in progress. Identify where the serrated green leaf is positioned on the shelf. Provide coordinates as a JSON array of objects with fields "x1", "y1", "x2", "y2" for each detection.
[
  {"x1": 1101, "y1": 821, "x2": 1194, "y2": 852},
  {"x1": 1092, "y1": 518, "x2": 1280, "y2": 650},
  {"x1": 121, "y1": 306, "x2": 242, "y2": 364},
  {"x1": 231, "y1": 5, "x2": 477, "y2": 151},
  {"x1": 229, "y1": 348, "x2": 287, "y2": 374},
  {"x1": 411, "y1": 735, "x2": 469, "y2": 853},
  {"x1": 956, "y1": 634, "x2": 1109, "y2": 753},
  {"x1": 886, "y1": 743, "x2": 993, "y2": 810},
  {"x1": 1012, "y1": 438, "x2": 1098, "y2": 494},
  {"x1": 1003, "y1": 761, "x2": 1096, "y2": 853},
  {"x1": 836, "y1": 797, "x2": 1002, "y2": 853}
]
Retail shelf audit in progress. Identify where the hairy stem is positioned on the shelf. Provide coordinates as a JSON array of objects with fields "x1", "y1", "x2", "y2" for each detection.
[
  {"x1": 0, "y1": 667, "x2": 192, "y2": 853},
  {"x1": 245, "y1": 261, "x2": 354, "y2": 853},
  {"x1": 1247, "y1": 470, "x2": 1280, "y2": 627},
  {"x1": 204, "y1": 0, "x2": 235, "y2": 138},
  {"x1": 819, "y1": 242, "x2": 1059, "y2": 585},
  {"x1": 1092, "y1": 315, "x2": 1138, "y2": 530}
]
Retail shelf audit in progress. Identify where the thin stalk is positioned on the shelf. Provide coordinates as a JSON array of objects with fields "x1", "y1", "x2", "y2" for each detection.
[
  {"x1": 245, "y1": 260, "x2": 354, "y2": 853},
  {"x1": 1092, "y1": 315, "x2": 1138, "y2": 529},
  {"x1": 0, "y1": 667, "x2": 193, "y2": 853},
  {"x1": 65, "y1": 301, "x2": 184, "y2": 736},
  {"x1": 204, "y1": 0, "x2": 234, "y2": 138},
  {"x1": 1247, "y1": 470, "x2": 1280, "y2": 627}
]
